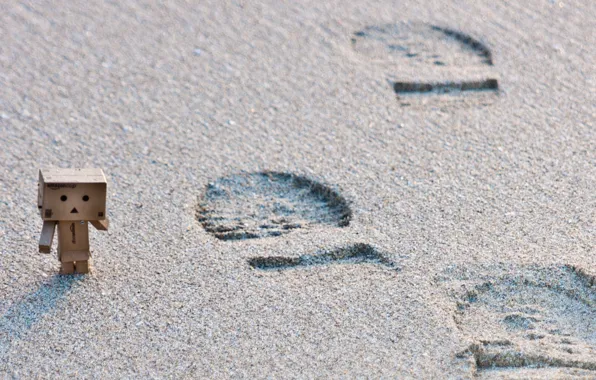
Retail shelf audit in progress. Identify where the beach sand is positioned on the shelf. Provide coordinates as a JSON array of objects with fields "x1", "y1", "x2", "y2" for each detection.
[{"x1": 0, "y1": 0, "x2": 594, "y2": 377}]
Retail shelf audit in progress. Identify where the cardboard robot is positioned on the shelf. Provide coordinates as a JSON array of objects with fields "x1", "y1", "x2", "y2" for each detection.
[{"x1": 38, "y1": 168, "x2": 109, "y2": 274}]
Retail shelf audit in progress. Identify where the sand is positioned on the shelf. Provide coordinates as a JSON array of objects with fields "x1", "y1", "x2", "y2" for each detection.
[{"x1": 0, "y1": 0, "x2": 594, "y2": 378}]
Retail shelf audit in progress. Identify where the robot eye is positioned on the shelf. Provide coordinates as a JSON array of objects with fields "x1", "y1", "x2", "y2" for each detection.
[
  {"x1": 60, "y1": 195, "x2": 68, "y2": 201},
  {"x1": 82, "y1": 195, "x2": 89, "y2": 202}
]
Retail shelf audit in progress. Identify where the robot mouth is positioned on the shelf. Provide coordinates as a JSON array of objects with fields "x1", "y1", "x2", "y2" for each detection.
[{"x1": 70, "y1": 208, "x2": 79, "y2": 214}]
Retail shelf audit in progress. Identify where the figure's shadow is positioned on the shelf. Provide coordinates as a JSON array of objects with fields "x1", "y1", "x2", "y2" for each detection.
[{"x1": 0, "y1": 274, "x2": 83, "y2": 356}]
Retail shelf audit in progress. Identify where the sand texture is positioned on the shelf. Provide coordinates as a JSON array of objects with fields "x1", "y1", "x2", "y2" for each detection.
[{"x1": 0, "y1": 0, "x2": 594, "y2": 378}]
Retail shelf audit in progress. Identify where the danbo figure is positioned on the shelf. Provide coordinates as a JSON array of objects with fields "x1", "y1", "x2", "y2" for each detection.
[{"x1": 38, "y1": 168, "x2": 109, "y2": 274}]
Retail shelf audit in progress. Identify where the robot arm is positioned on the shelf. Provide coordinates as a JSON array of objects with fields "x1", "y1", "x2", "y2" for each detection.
[
  {"x1": 39, "y1": 221, "x2": 56, "y2": 253},
  {"x1": 90, "y1": 218, "x2": 109, "y2": 231}
]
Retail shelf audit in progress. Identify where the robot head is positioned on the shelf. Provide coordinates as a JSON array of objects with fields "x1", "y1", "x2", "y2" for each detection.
[{"x1": 38, "y1": 168, "x2": 107, "y2": 221}]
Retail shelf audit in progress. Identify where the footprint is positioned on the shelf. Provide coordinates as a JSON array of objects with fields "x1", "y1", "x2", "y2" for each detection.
[
  {"x1": 197, "y1": 172, "x2": 352, "y2": 240},
  {"x1": 502, "y1": 313, "x2": 539, "y2": 331},
  {"x1": 351, "y1": 22, "x2": 498, "y2": 101},
  {"x1": 352, "y1": 22, "x2": 492, "y2": 67},
  {"x1": 393, "y1": 79, "x2": 498, "y2": 94},
  {"x1": 441, "y1": 265, "x2": 596, "y2": 377},
  {"x1": 248, "y1": 243, "x2": 398, "y2": 271}
]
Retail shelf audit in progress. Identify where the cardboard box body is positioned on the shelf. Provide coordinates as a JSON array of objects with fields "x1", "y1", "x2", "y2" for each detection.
[
  {"x1": 39, "y1": 168, "x2": 107, "y2": 221},
  {"x1": 58, "y1": 221, "x2": 90, "y2": 262}
]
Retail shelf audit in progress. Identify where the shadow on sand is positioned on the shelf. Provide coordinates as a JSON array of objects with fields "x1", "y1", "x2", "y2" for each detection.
[{"x1": 0, "y1": 274, "x2": 84, "y2": 356}]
